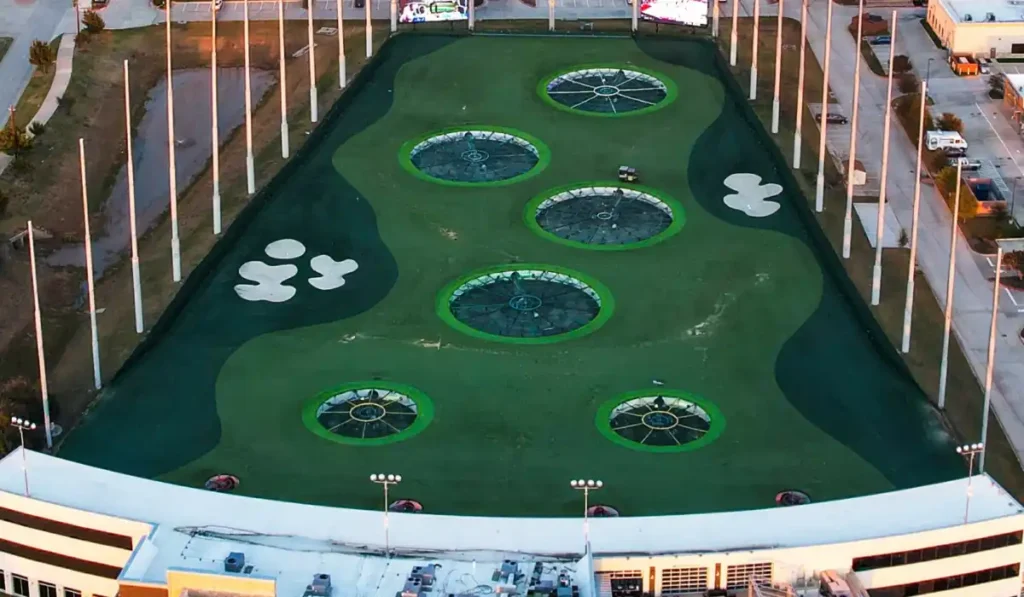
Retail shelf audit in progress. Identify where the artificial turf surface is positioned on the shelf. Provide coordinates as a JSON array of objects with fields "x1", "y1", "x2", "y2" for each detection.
[{"x1": 59, "y1": 34, "x2": 964, "y2": 516}]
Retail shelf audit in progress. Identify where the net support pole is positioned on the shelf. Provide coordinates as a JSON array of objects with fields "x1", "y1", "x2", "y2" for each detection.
[
  {"x1": 770, "y1": 0, "x2": 783, "y2": 133},
  {"x1": 211, "y1": 0, "x2": 221, "y2": 235},
  {"x1": 165, "y1": 1, "x2": 181, "y2": 283},
  {"x1": 549, "y1": 0, "x2": 555, "y2": 32},
  {"x1": 980, "y1": 247, "x2": 1002, "y2": 473},
  {"x1": 938, "y1": 161, "x2": 962, "y2": 410},
  {"x1": 366, "y1": 0, "x2": 373, "y2": 58},
  {"x1": 793, "y1": 0, "x2": 807, "y2": 168},
  {"x1": 308, "y1": 0, "x2": 319, "y2": 122},
  {"x1": 279, "y1": 0, "x2": 289, "y2": 159},
  {"x1": 468, "y1": 0, "x2": 474, "y2": 30},
  {"x1": 712, "y1": 0, "x2": 719, "y2": 38},
  {"x1": 27, "y1": 222, "x2": 53, "y2": 449},
  {"x1": 729, "y1": 0, "x2": 738, "y2": 66},
  {"x1": 813, "y1": 0, "x2": 833, "y2": 212},
  {"x1": 871, "y1": 11, "x2": 897, "y2": 305},
  {"x1": 244, "y1": 0, "x2": 256, "y2": 193},
  {"x1": 337, "y1": 0, "x2": 346, "y2": 87},
  {"x1": 77, "y1": 139, "x2": 101, "y2": 391},
  {"x1": 749, "y1": 0, "x2": 759, "y2": 101},
  {"x1": 632, "y1": 0, "x2": 639, "y2": 32},
  {"x1": 392, "y1": 0, "x2": 398, "y2": 32},
  {"x1": 842, "y1": 0, "x2": 865, "y2": 259},
  {"x1": 901, "y1": 80, "x2": 927, "y2": 354},
  {"x1": 123, "y1": 61, "x2": 144, "y2": 334}
]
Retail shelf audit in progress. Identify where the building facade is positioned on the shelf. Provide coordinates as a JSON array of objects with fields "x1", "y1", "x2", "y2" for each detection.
[{"x1": 927, "y1": 0, "x2": 1024, "y2": 56}]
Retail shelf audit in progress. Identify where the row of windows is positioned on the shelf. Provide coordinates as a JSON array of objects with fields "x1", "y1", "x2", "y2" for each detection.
[
  {"x1": 1, "y1": 571, "x2": 86, "y2": 597},
  {"x1": 872, "y1": 564, "x2": 1020, "y2": 596},
  {"x1": 851, "y1": 530, "x2": 1022, "y2": 571}
]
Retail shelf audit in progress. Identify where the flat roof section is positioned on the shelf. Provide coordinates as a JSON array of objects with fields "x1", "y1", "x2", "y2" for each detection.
[
  {"x1": 938, "y1": 0, "x2": 1024, "y2": 24},
  {"x1": 0, "y1": 450, "x2": 1022, "y2": 558}
]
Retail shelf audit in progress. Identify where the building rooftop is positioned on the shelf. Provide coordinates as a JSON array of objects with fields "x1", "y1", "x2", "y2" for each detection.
[{"x1": 939, "y1": 0, "x2": 1024, "y2": 24}]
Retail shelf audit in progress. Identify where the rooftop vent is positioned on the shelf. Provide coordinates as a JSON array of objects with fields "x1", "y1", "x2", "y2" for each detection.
[
  {"x1": 306, "y1": 574, "x2": 331, "y2": 597},
  {"x1": 964, "y1": 12, "x2": 973, "y2": 20},
  {"x1": 224, "y1": 552, "x2": 246, "y2": 574},
  {"x1": 987, "y1": 11, "x2": 997, "y2": 20}
]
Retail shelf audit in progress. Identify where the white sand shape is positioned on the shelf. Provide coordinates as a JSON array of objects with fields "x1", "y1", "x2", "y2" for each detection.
[
  {"x1": 265, "y1": 238, "x2": 306, "y2": 260},
  {"x1": 723, "y1": 173, "x2": 782, "y2": 218},
  {"x1": 234, "y1": 262, "x2": 299, "y2": 302},
  {"x1": 309, "y1": 255, "x2": 359, "y2": 290}
]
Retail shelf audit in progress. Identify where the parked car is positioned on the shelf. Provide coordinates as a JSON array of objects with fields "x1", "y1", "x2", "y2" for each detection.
[
  {"x1": 869, "y1": 35, "x2": 892, "y2": 45},
  {"x1": 92, "y1": 0, "x2": 109, "y2": 7},
  {"x1": 980, "y1": 62, "x2": 991, "y2": 74},
  {"x1": 948, "y1": 156, "x2": 983, "y2": 171},
  {"x1": 943, "y1": 147, "x2": 967, "y2": 158},
  {"x1": 817, "y1": 113, "x2": 849, "y2": 125}
]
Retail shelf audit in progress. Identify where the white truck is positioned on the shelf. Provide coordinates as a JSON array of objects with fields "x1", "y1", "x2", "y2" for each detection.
[{"x1": 926, "y1": 131, "x2": 968, "y2": 152}]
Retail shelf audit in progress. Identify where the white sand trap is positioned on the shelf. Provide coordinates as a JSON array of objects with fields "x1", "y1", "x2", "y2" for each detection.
[
  {"x1": 309, "y1": 255, "x2": 359, "y2": 290},
  {"x1": 265, "y1": 238, "x2": 306, "y2": 260},
  {"x1": 235, "y1": 262, "x2": 299, "y2": 302},
  {"x1": 723, "y1": 173, "x2": 782, "y2": 218}
]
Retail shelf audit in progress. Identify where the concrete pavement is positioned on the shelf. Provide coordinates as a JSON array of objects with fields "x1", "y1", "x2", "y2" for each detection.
[{"x1": 0, "y1": 0, "x2": 70, "y2": 117}]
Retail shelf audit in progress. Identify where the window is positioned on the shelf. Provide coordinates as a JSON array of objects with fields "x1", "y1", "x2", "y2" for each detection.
[
  {"x1": 0, "y1": 570, "x2": 5, "y2": 592},
  {"x1": 725, "y1": 563, "x2": 772, "y2": 590},
  {"x1": 661, "y1": 567, "x2": 709, "y2": 594},
  {"x1": 12, "y1": 574, "x2": 29, "y2": 597},
  {"x1": 852, "y1": 530, "x2": 1022, "y2": 571},
  {"x1": 871, "y1": 564, "x2": 1020, "y2": 595},
  {"x1": 64, "y1": 589, "x2": 81, "y2": 597},
  {"x1": 39, "y1": 582, "x2": 57, "y2": 597},
  {"x1": 1013, "y1": 43, "x2": 1024, "y2": 54}
]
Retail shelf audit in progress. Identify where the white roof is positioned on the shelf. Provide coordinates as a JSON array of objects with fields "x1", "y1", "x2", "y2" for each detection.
[
  {"x1": 938, "y1": 0, "x2": 1024, "y2": 24},
  {"x1": 1008, "y1": 73, "x2": 1024, "y2": 94},
  {"x1": 1, "y1": 450, "x2": 1023, "y2": 561}
]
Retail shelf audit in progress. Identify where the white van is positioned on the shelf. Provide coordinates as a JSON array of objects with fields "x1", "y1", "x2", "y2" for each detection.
[
  {"x1": 819, "y1": 571, "x2": 852, "y2": 597},
  {"x1": 926, "y1": 131, "x2": 968, "y2": 152}
]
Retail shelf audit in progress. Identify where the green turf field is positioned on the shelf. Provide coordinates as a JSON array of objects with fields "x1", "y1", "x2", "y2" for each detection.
[{"x1": 59, "y1": 34, "x2": 964, "y2": 517}]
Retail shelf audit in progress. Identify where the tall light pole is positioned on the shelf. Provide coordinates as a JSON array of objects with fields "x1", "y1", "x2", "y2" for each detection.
[
  {"x1": 123, "y1": 61, "x2": 144, "y2": 334},
  {"x1": 337, "y1": 0, "x2": 346, "y2": 87},
  {"x1": 243, "y1": 0, "x2": 256, "y2": 194},
  {"x1": 278, "y1": 0, "x2": 289, "y2": 160},
  {"x1": 814, "y1": 0, "x2": 834, "y2": 212},
  {"x1": 729, "y1": 0, "x2": 739, "y2": 66},
  {"x1": 165, "y1": 0, "x2": 181, "y2": 283},
  {"x1": 370, "y1": 473, "x2": 401, "y2": 557},
  {"x1": 365, "y1": 0, "x2": 373, "y2": 58},
  {"x1": 77, "y1": 139, "x2": 101, "y2": 391},
  {"x1": 570, "y1": 479, "x2": 603, "y2": 550},
  {"x1": 549, "y1": 0, "x2": 556, "y2": 32},
  {"x1": 980, "y1": 247, "x2": 1003, "y2": 472},
  {"x1": 956, "y1": 443, "x2": 984, "y2": 524},
  {"x1": 308, "y1": 0, "x2": 318, "y2": 122},
  {"x1": 211, "y1": 0, "x2": 221, "y2": 235},
  {"x1": 26, "y1": 222, "x2": 52, "y2": 449},
  {"x1": 749, "y1": 0, "x2": 760, "y2": 101},
  {"x1": 9, "y1": 417, "x2": 36, "y2": 497},
  {"x1": 793, "y1": 0, "x2": 808, "y2": 168},
  {"x1": 393, "y1": 0, "x2": 399, "y2": 32},
  {"x1": 938, "y1": 160, "x2": 963, "y2": 410},
  {"x1": 770, "y1": 0, "x2": 784, "y2": 133},
  {"x1": 842, "y1": 0, "x2": 865, "y2": 259},
  {"x1": 712, "y1": 0, "x2": 719, "y2": 38},
  {"x1": 901, "y1": 80, "x2": 927, "y2": 354},
  {"x1": 871, "y1": 11, "x2": 898, "y2": 305}
]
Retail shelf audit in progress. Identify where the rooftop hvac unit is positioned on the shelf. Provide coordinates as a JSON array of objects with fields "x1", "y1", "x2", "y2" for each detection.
[
  {"x1": 399, "y1": 577, "x2": 423, "y2": 597},
  {"x1": 224, "y1": 552, "x2": 246, "y2": 573},
  {"x1": 987, "y1": 11, "x2": 996, "y2": 20},
  {"x1": 964, "y1": 12, "x2": 973, "y2": 20},
  {"x1": 409, "y1": 564, "x2": 437, "y2": 588},
  {"x1": 306, "y1": 574, "x2": 332, "y2": 597}
]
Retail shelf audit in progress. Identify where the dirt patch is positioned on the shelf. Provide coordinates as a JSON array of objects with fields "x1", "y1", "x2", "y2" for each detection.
[{"x1": 0, "y1": 22, "x2": 387, "y2": 452}]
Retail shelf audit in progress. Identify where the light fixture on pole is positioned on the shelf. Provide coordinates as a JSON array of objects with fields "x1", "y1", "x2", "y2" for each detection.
[
  {"x1": 749, "y1": 0, "x2": 760, "y2": 101},
  {"x1": 10, "y1": 417, "x2": 36, "y2": 496},
  {"x1": 211, "y1": 0, "x2": 222, "y2": 235},
  {"x1": 901, "y1": 80, "x2": 927, "y2": 354},
  {"x1": 938, "y1": 160, "x2": 963, "y2": 410},
  {"x1": 956, "y1": 442, "x2": 983, "y2": 524},
  {"x1": 369, "y1": 473, "x2": 402, "y2": 557},
  {"x1": 770, "y1": 0, "x2": 784, "y2": 133},
  {"x1": 793, "y1": 0, "x2": 807, "y2": 168},
  {"x1": 842, "y1": 0, "x2": 865, "y2": 259},
  {"x1": 569, "y1": 479, "x2": 603, "y2": 550},
  {"x1": 871, "y1": 11, "x2": 898, "y2": 306},
  {"x1": 814, "y1": 0, "x2": 834, "y2": 213},
  {"x1": 979, "y1": 246, "x2": 1003, "y2": 472}
]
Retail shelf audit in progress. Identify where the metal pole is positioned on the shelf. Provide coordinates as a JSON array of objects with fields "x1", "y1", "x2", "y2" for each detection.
[
  {"x1": 902, "y1": 80, "x2": 927, "y2": 354},
  {"x1": 871, "y1": 11, "x2": 897, "y2": 305},
  {"x1": 383, "y1": 481, "x2": 390, "y2": 557},
  {"x1": 18, "y1": 426, "x2": 28, "y2": 496},
  {"x1": 938, "y1": 161, "x2": 962, "y2": 409},
  {"x1": 842, "y1": 0, "x2": 865, "y2": 259},
  {"x1": 278, "y1": 0, "x2": 289, "y2": 160},
  {"x1": 308, "y1": 0, "x2": 319, "y2": 122},
  {"x1": 166, "y1": 1, "x2": 181, "y2": 282},
  {"x1": 793, "y1": 0, "x2": 807, "y2": 168},
  {"x1": 814, "y1": 0, "x2": 833, "y2": 212},
  {"x1": 749, "y1": 0, "x2": 759, "y2": 101},
  {"x1": 965, "y1": 452, "x2": 975, "y2": 523},
  {"x1": 549, "y1": 0, "x2": 555, "y2": 32},
  {"x1": 712, "y1": 0, "x2": 719, "y2": 38},
  {"x1": 729, "y1": 0, "x2": 738, "y2": 66},
  {"x1": 392, "y1": 0, "x2": 399, "y2": 32},
  {"x1": 123, "y1": 61, "x2": 144, "y2": 334},
  {"x1": 244, "y1": 0, "x2": 255, "y2": 194},
  {"x1": 27, "y1": 223, "x2": 53, "y2": 449},
  {"x1": 582, "y1": 487, "x2": 590, "y2": 546},
  {"x1": 337, "y1": 0, "x2": 346, "y2": 87},
  {"x1": 771, "y1": 0, "x2": 784, "y2": 133},
  {"x1": 211, "y1": 0, "x2": 221, "y2": 235},
  {"x1": 980, "y1": 247, "x2": 1003, "y2": 472},
  {"x1": 365, "y1": 0, "x2": 373, "y2": 58},
  {"x1": 78, "y1": 139, "x2": 101, "y2": 391}
]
